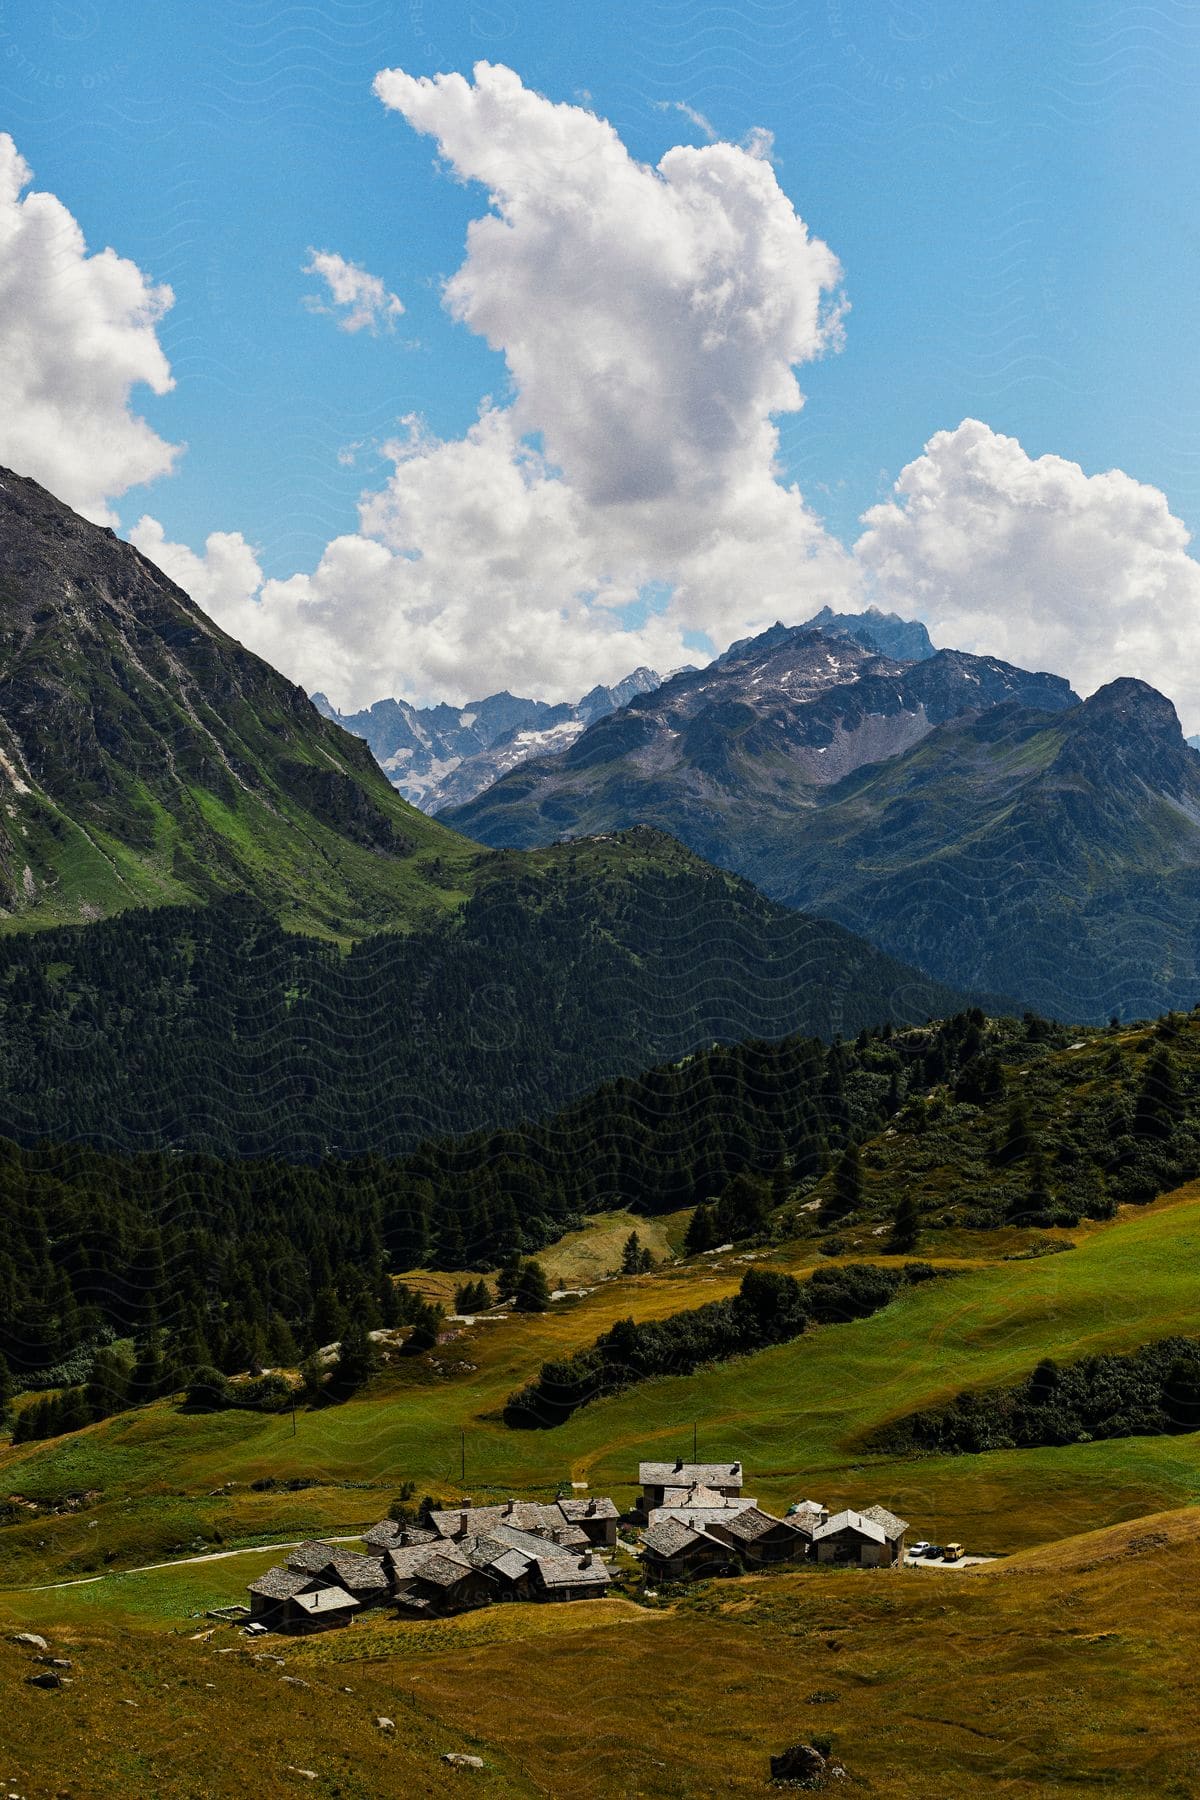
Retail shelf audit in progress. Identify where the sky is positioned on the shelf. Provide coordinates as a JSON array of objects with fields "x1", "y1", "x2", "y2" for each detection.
[{"x1": 1, "y1": 0, "x2": 1198, "y2": 717}]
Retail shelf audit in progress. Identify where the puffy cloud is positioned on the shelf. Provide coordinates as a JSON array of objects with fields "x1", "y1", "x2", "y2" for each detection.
[
  {"x1": 856, "y1": 419, "x2": 1200, "y2": 724},
  {"x1": 128, "y1": 515, "x2": 265, "y2": 625},
  {"x1": 135, "y1": 64, "x2": 859, "y2": 709},
  {"x1": 0, "y1": 133, "x2": 179, "y2": 524},
  {"x1": 131, "y1": 412, "x2": 697, "y2": 708},
  {"x1": 302, "y1": 248, "x2": 404, "y2": 334},
  {"x1": 374, "y1": 62, "x2": 842, "y2": 512}
]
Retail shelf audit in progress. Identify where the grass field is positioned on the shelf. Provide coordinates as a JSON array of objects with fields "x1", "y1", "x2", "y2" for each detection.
[
  {"x1": 5, "y1": 1181, "x2": 1200, "y2": 1596},
  {"x1": 7, "y1": 1183, "x2": 1200, "y2": 1792},
  {"x1": 5, "y1": 1508, "x2": 1200, "y2": 1796}
]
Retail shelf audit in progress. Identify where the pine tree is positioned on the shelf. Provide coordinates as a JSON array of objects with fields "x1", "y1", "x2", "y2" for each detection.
[
  {"x1": 825, "y1": 1144, "x2": 863, "y2": 1222},
  {"x1": 332, "y1": 1307, "x2": 378, "y2": 1395},
  {"x1": 889, "y1": 1192, "x2": 919, "y2": 1253},
  {"x1": 513, "y1": 1260, "x2": 552, "y2": 1313},
  {"x1": 621, "y1": 1231, "x2": 643, "y2": 1275}
]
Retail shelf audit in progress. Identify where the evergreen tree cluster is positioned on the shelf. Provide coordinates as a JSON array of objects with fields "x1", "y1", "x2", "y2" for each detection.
[
  {"x1": 876, "y1": 1337, "x2": 1200, "y2": 1454},
  {"x1": 0, "y1": 847, "x2": 978, "y2": 1162},
  {"x1": 0, "y1": 1136, "x2": 432, "y2": 1441},
  {"x1": 505, "y1": 1262, "x2": 930, "y2": 1427}
]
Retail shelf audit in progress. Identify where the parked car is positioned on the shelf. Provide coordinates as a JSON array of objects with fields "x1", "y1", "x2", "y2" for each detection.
[
  {"x1": 910, "y1": 1540, "x2": 931, "y2": 1556},
  {"x1": 943, "y1": 1542, "x2": 965, "y2": 1562},
  {"x1": 924, "y1": 1544, "x2": 943, "y2": 1559}
]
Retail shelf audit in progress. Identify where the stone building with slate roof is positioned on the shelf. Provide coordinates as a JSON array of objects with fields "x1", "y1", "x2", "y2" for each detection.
[
  {"x1": 813, "y1": 1506, "x2": 908, "y2": 1567},
  {"x1": 246, "y1": 1564, "x2": 362, "y2": 1633},
  {"x1": 637, "y1": 1459, "x2": 743, "y2": 1518},
  {"x1": 704, "y1": 1505, "x2": 806, "y2": 1569}
]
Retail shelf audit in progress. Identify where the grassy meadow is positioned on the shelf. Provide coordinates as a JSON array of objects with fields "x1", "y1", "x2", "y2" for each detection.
[{"x1": 6, "y1": 1169, "x2": 1200, "y2": 1793}]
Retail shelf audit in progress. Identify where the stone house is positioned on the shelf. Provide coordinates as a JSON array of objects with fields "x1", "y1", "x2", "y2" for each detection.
[
  {"x1": 812, "y1": 1506, "x2": 908, "y2": 1568},
  {"x1": 555, "y1": 1495, "x2": 620, "y2": 1548},
  {"x1": 246, "y1": 1566, "x2": 361, "y2": 1633},
  {"x1": 637, "y1": 1460, "x2": 743, "y2": 1519},
  {"x1": 704, "y1": 1505, "x2": 806, "y2": 1569},
  {"x1": 640, "y1": 1517, "x2": 733, "y2": 1583},
  {"x1": 532, "y1": 1550, "x2": 612, "y2": 1601}
]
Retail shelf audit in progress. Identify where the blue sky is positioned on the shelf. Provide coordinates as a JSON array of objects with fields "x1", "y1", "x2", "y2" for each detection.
[{"x1": 2, "y1": 1, "x2": 1198, "y2": 710}]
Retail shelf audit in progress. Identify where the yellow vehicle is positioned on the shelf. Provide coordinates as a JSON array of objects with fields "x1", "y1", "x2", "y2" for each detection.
[{"x1": 943, "y1": 1542, "x2": 965, "y2": 1562}]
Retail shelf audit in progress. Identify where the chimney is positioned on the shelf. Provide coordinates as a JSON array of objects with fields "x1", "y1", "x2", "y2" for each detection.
[
  {"x1": 582, "y1": 1552, "x2": 593, "y2": 1568},
  {"x1": 587, "y1": 1498, "x2": 597, "y2": 1515},
  {"x1": 399, "y1": 1528, "x2": 410, "y2": 1547},
  {"x1": 732, "y1": 1462, "x2": 741, "y2": 1475},
  {"x1": 506, "y1": 1498, "x2": 516, "y2": 1515},
  {"x1": 458, "y1": 1511, "x2": 469, "y2": 1538},
  {"x1": 674, "y1": 1456, "x2": 684, "y2": 1472}
]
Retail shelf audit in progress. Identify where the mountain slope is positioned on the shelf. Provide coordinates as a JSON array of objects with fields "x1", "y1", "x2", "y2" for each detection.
[
  {"x1": 759, "y1": 679, "x2": 1200, "y2": 1021},
  {"x1": 0, "y1": 466, "x2": 478, "y2": 937},
  {"x1": 441, "y1": 621, "x2": 1077, "y2": 872},
  {"x1": 314, "y1": 666, "x2": 664, "y2": 812},
  {"x1": 0, "y1": 827, "x2": 999, "y2": 1159}
]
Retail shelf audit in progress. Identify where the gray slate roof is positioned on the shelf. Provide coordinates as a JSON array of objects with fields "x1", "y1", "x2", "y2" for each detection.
[
  {"x1": 642, "y1": 1518, "x2": 716, "y2": 1558},
  {"x1": 556, "y1": 1497, "x2": 619, "y2": 1522},
  {"x1": 813, "y1": 1508, "x2": 886, "y2": 1545},
  {"x1": 415, "y1": 1551, "x2": 488, "y2": 1590},
  {"x1": 286, "y1": 1539, "x2": 346, "y2": 1574},
  {"x1": 247, "y1": 1566, "x2": 313, "y2": 1600},
  {"x1": 534, "y1": 1554, "x2": 611, "y2": 1590},
  {"x1": 710, "y1": 1505, "x2": 795, "y2": 1544},
  {"x1": 860, "y1": 1504, "x2": 909, "y2": 1541},
  {"x1": 291, "y1": 1586, "x2": 360, "y2": 1615},
  {"x1": 362, "y1": 1520, "x2": 438, "y2": 1551},
  {"x1": 286, "y1": 1543, "x2": 387, "y2": 1591},
  {"x1": 639, "y1": 1461, "x2": 742, "y2": 1488}
]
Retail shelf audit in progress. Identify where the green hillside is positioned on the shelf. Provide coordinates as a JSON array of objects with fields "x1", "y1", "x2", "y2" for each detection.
[{"x1": 0, "y1": 469, "x2": 486, "y2": 940}]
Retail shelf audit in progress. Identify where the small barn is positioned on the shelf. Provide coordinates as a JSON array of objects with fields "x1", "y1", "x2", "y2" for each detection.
[
  {"x1": 246, "y1": 1566, "x2": 361, "y2": 1633},
  {"x1": 813, "y1": 1508, "x2": 905, "y2": 1568}
]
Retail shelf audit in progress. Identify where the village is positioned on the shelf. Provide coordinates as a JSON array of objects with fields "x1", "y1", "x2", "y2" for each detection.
[{"x1": 243, "y1": 1457, "x2": 978, "y2": 1634}]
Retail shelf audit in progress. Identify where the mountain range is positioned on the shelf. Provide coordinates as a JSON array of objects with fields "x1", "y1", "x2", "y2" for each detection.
[
  {"x1": 0, "y1": 467, "x2": 993, "y2": 1156},
  {"x1": 443, "y1": 619, "x2": 1200, "y2": 1021},
  {"x1": 312, "y1": 667, "x2": 665, "y2": 812}
]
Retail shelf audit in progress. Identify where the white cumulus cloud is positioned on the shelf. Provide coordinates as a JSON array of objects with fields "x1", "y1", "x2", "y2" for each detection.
[
  {"x1": 303, "y1": 248, "x2": 404, "y2": 334},
  {"x1": 136, "y1": 64, "x2": 859, "y2": 709},
  {"x1": 856, "y1": 419, "x2": 1200, "y2": 725},
  {"x1": 0, "y1": 133, "x2": 179, "y2": 525}
]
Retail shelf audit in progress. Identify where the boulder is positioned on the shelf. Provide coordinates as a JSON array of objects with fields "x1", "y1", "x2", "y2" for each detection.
[
  {"x1": 25, "y1": 1670, "x2": 62, "y2": 1690},
  {"x1": 374, "y1": 1717, "x2": 395, "y2": 1734},
  {"x1": 770, "y1": 1743, "x2": 827, "y2": 1784},
  {"x1": 9, "y1": 1634, "x2": 48, "y2": 1652},
  {"x1": 442, "y1": 1753, "x2": 485, "y2": 1770}
]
